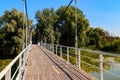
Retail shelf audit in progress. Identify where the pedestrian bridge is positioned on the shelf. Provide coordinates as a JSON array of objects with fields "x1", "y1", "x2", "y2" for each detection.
[{"x1": 0, "y1": 43, "x2": 120, "y2": 80}]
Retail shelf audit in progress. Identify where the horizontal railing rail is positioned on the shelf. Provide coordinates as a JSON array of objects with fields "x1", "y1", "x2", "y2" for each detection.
[
  {"x1": 40, "y1": 43, "x2": 120, "y2": 80},
  {"x1": 0, "y1": 44, "x2": 31, "y2": 80}
]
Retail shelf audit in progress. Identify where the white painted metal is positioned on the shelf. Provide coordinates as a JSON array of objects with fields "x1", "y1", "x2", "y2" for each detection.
[
  {"x1": 53, "y1": 45, "x2": 54, "y2": 53},
  {"x1": 5, "y1": 68, "x2": 11, "y2": 80},
  {"x1": 56, "y1": 45, "x2": 57, "y2": 55},
  {"x1": 78, "y1": 49, "x2": 81, "y2": 69},
  {"x1": 75, "y1": 48, "x2": 78, "y2": 67},
  {"x1": 99, "y1": 53, "x2": 104, "y2": 80},
  {"x1": 60, "y1": 46, "x2": 62, "y2": 58},
  {"x1": 67, "y1": 47, "x2": 69, "y2": 62},
  {"x1": 19, "y1": 56, "x2": 22, "y2": 80}
]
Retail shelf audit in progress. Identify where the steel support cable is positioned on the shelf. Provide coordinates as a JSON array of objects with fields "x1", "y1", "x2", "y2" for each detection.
[
  {"x1": 24, "y1": 0, "x2": 29, "y2": 27},
  {"x1": 22, "y1": 0, "x2": 25, "y2": 50},
  {"x1": 55, "y1": 0, "x2": 73, "y2": 26},
  {"x1": 60, "y1": 0, "x2": 73, "y2": 17},
  {"x1": 24, "y1": 0, "x2": 29, "y2": 47}
]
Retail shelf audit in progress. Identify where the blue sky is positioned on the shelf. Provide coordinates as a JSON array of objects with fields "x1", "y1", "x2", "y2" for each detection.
[{"x1": 0, "y1": 0, "x2": 120, "y2": 37}]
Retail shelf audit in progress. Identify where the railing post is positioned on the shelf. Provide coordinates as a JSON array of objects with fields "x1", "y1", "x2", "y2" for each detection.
[
  {"x1": 26, "y1": 46, "x2": 30, "y2": 62},
  {"x1": 47, "y1": 44, "x2": 48, "y2": 49},
  {"x1": 38, "y1": 42, "x2": 40, "y2": 46},
  {"x1": 75, "y1": 48, "x2": 78, "y2": 66},
  {"x1": 46, "y1": 44, "x2": 47, "y2": 49},
  {"x1": 46, "y1": 43, "x2": 47, "y2": 49},
  {"x1": 78, "y1": 49, "x2": 81, "y2": 69},
  {"x1": 47, "y1": 44, "x2": 49, "y2": 49},
  {"x1": 44, "y1": 43, "x2": 45, "y2": 48},
  {"x1": 50, "y1": 44, "x2": 52, "y2": 51},
  {"x1": 53, "y1": 45, "x2": 54, "y2": 53},
  {"x1": 23, "y1": 49, "x2": 26, "y2": 70},
  {"x1": 56, "y1": 45, "x2": 57, "y2": 55},
  {"x1": 99, "y1": 52, "x2": 104, "y2": 80},
  {"x1": 18, "y1": 55, "x2": 22, "y2": 80},
  {"x1": 60, "y1": 46, "x2": 62, "y2": 58},
  {"x1": 5, "y1": 68, "x2": 11, "y2": 80},
  {"x1": 67, "y1": 47, "x2": 69, "y2": 62},
  {"x1": 49, "y1": 44, "x2": 50, "y2": 50}
]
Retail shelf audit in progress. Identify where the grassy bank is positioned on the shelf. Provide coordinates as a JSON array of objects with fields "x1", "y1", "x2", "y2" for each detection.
[{"x1": 0, "y1": 59, "x2": 12, "y2": 72}]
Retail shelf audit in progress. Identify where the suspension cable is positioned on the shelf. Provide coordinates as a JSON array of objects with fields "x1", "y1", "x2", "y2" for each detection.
[{"x1": 56, "y1": 0, "x2": 74, "y2": 26}]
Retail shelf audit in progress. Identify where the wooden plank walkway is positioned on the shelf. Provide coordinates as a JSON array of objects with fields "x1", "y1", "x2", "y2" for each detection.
[{"x1": 23, "y1": 45, "x2": 98, "y2": 80}]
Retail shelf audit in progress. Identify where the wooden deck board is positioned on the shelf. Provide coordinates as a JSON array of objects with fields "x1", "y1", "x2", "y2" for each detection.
[{"x1": 23, "y1": 45, "x2": 98, "y2": 80}]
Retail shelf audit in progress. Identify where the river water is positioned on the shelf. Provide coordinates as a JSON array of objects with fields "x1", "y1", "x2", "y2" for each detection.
[{"x1": 92, "y1": 62, "x2": 120, "y2": 80}]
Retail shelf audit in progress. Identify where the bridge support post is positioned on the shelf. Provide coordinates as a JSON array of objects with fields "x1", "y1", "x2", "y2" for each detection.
[
  {"x1": 18, "y1": 55, "x2": 22, "y2": 80},
  {"x1": 44, "y1": 43, "x2": 45, "y2": 48},
  {"x1": 75, "y1": 48, "x2": 77, "y2": 67},
  {"x1": 99, "y1": 53, "x2": 104, "y2": 80},
  {"x1": 50, "y1": 45, "x2": 52, "y2": 51},
  {"x1": 60, "y1": 46, "x2": 62, "y2": 58},
  {"x1": 53, "y1": 44, "x2": 54, "y2": 53},
  {"x1": 78, "y1": 49, "x2": 81, "y2": 69},
  {"x1": 5, "y1": 68, "x2": 11, "y2": 80},
  {"x1": 38, "y1": 42, "x2": 40, "y2": 46},
  {"x1": 67, "y1": 47, "x2": 69, "y2": 62},
  {"x1": 56, "y1": 45, "x2": 57, "y2": 55}
]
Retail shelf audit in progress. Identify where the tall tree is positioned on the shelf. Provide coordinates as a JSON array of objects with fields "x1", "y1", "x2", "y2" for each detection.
[
  {"x1": 0, "y1": 8, "x2": 32, "y2": 58},
  {"x1": 56, "y1": 6, "x2": 89, "y2": 47},
  {"x1": 35, "y1": 8, "x2": 58, "y2": 44}
]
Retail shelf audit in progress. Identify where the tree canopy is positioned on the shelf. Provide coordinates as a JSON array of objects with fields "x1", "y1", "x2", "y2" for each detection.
[
  {"x1": 0, "y1": 8, "x2": 32, "y2": 58},
  {"x1": 35, "y1": 6, "x2": 120, "y2": 53},
  {"x1": 56, "y1": 6, "x2": 89, "y2": 47},
  {"x1": 35, "y1": 8, "x2": 57, "y2": 44},
  {"x1": 0, "y1": 6, "x2": 119, "y2": 59},
  {"x1": 35, "y1": 6, "x2": 90, "y2": 47}
]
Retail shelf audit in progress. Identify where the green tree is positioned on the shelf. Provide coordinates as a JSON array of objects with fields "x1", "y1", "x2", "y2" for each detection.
[
  {"x1": 86, "y1": 27, "x2": 106, "y2": 48},
  {"x1": 0, "y1": 8, "x2": 32, "y2": 58},
  {"x1": 35, "y1": 8, "x2": 57, "y2": 44},
  {"x1": 56, "y1": 6, "x2": 89, "y2": 47},
  {"x1": 103, "y1": 39, "x2": 120, "y2": 52}
]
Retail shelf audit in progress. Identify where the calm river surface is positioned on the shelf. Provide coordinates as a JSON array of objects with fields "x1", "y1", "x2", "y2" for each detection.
[{"x1": 92, "y1": 62, "x2": 120, "y2": 80}]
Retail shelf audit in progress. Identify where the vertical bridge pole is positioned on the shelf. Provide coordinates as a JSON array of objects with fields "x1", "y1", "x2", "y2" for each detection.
[
  {"x1": 76, "y1": 48, "x2": 77, "y2": 67},
  {"x1": 60, "y1": 46, "x2": 62, "y2": 58},
  {"x1": 78, "y1": 49, "x2": 81, "y2": 69},
  {"x1": 19, "y1": 55, "x2": 22, "y2": 80},
  {"x1": 56, "y1": 45, "x2": 57, "y2": 55},
  {"x1": 99, "y1": 52, "x2": 104, "y2": 80},
  {"x1": 5, "y1": 69, "x2": 11, "y2": 80},
  {"x1": 67, "y1": 47, "x2": 69, "y2": 62},
  {"x1": 53, "y1": 44, "x2": 54, "y2": 53}
]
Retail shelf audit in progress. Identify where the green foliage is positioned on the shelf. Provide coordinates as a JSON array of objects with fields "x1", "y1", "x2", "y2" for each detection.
[
  {"x1": 86, "y1": 27, "x2": 106, "y2": 49},
  {"x1": 102, "y1": 39, "x2": 120, "y2": 52},
  {"x1": 56, "y1": 6, "x2": 89, "y2": 47},
  {"x1": 0, "y1": 59, "x2": 12, "y2": 72},
  {"x1": 35, "y1": 8, "x2": 57, "y2": 44},
  {"x1": 35, "y1": 6, "x2": 89, "y2": 46},
  {"x1": 34, "y1": 6, "x2": 120, "y2": 52},
  {"x1": 0, "y1": 8, "x2": 32, "y2": 58},
  {"x1": 112, "y1": 39, "x2": 120, "y2": 51}
]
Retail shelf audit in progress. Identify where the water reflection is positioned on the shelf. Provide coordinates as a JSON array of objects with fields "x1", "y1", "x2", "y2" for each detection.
[{"x1": 91, "y1": 61, "x2": 120, "y2": 80}]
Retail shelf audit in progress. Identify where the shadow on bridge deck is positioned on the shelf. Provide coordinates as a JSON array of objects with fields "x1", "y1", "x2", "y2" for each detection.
[{"x1": 23, "y1": 45, "x2": 98, "y2": 80}]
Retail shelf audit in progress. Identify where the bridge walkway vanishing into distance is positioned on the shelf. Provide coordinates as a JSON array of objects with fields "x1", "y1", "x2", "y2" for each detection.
[{"x1": 23, "y1": 45, "x2": 97, "y2": 80}]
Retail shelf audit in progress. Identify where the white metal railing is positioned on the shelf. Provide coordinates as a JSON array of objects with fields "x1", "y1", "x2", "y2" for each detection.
[
  {"x1": 40, "y1": 43, "x2": 120, "y2": 80},
  {"x1": 0, "y1": 44, "x2": 31, "y2": 80}
]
